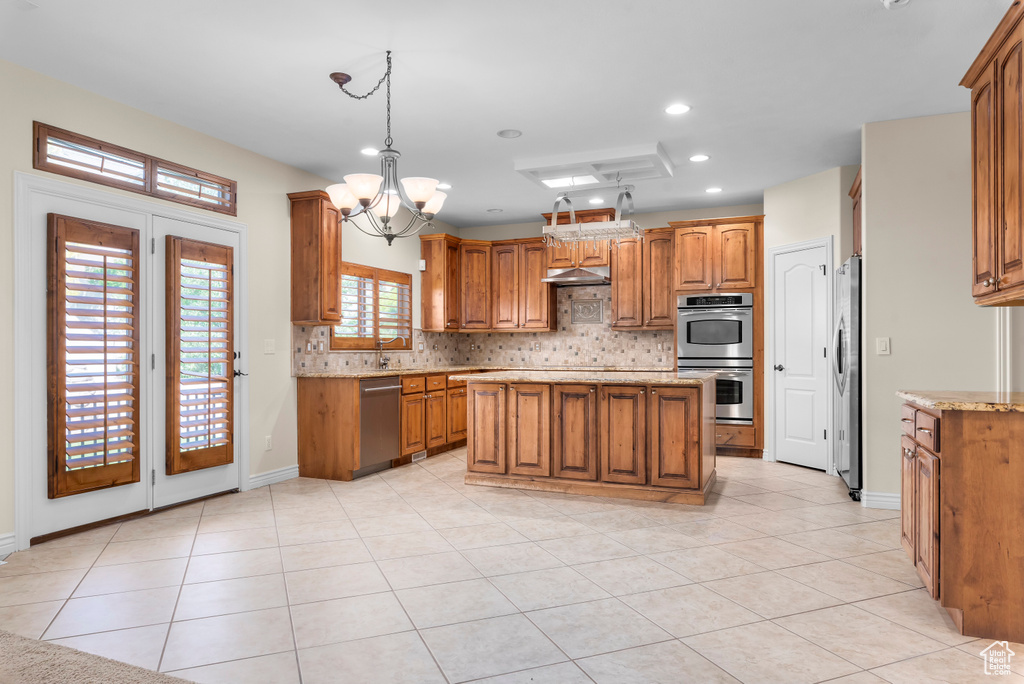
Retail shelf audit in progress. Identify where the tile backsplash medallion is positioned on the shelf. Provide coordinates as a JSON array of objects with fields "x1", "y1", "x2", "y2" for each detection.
[{"x1": 292, "y1": 286, "x2": 675, "y2": 375}]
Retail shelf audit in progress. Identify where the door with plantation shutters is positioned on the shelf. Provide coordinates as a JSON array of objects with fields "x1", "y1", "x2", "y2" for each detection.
[{"x1": 152, "y1": 216, "x2": 241, "y2": 508}]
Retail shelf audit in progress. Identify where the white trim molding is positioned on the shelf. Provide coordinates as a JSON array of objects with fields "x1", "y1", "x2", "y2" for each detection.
[
  {"x1": 861, "y1": 491, "x2": 901, "y2": 510},
  {"x1": 249, "y1": 465, "x2": 299, "y2": 490},
  {"x1": 0, "y1": 533, "x2": 17, "y2": 559}
]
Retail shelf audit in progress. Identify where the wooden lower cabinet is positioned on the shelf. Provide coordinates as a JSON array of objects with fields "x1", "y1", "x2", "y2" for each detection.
[
  {"x1": 400, "y1": 393, "x2": 426, "y2": 456},
  {"x1": 600, "y1": 385, "x2": 646, "y2": 484},
  {"x1": 467, "y1": 383, "x2": 506, "y2": 473},
  {"x1": 425, "y1": 391, "x2": 447, "y2": 449},
  {"x1": 914, "y1": 447, "x2": 940, "y2": 598},
  {"x1": 900, "y1": 437, "x2": 917, "y2": 558},
  {"x1": 552, "y1": 384, "x2": 599, "y2": 480},
  {"x1": 508, "y1": 384, "x2": 551, "y2": 476},
  {"x1": 649, "y1": 387, "x2": 701, "y2": 489},
  {"x1": 447, "y1": 387, "x2": 467, "y2": 443}
]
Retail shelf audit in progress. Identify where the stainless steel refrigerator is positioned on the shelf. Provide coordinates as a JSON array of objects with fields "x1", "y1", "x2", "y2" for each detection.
[{"x1": 832, "y1": 256, "x2": 862, "y2": 500}]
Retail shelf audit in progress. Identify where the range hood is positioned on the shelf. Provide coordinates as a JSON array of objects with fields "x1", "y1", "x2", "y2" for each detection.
[{"x1": 541, "y1": 266, "x2": 611, "y2": 286}]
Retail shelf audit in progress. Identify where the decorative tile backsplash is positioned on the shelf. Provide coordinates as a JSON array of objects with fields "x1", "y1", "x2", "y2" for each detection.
[{"x1": 292, "y1": 286, "x2": 676, "y2": 375}]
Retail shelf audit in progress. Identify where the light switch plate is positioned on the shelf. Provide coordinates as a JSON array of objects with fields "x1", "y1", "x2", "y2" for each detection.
[
  {"x1": 876, "y1": 337, "x2": 891, "y2": 355},
  {"x1": 264, "y1": 339, "x2": 275, "y2": 355}
]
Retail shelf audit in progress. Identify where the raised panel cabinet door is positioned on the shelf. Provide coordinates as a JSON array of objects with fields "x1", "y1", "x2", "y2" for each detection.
[
  {"x1": 445, "y1": 238, "x2": 461, "y2": 329},
  {"x1": 547, "y1": 241, "x2": 576, "y2": 270},
  {"x1": 520, "y1": 240, "x2": 555, "y2": 330},
  {"x1": 900, "y1": 437, "x2": 917, "y2": 561},
  {"x1": 673, "y1": 226, "x2": 714, "y2": 291},
  {"x1": 600, "y1": 386, "x2": 646, "y2": 484},
  {"x1": 973, "y1": 64, "x2": 999, "y2": 297},
  {"x1": 915, "y1": 448, "x2": 940, "y2": 599},
  {"x1": 491, "y1": 242, "x2": 520, "y2": 329},
  {"x1": 467, "y1": 383, "x2": 506, "y2": 473},
  {"x1": 714, "y1": 223, "x2": 757, "y2": 290},
  {"x1": 610, "y1": 238, "x2": 643, "y2": 328},
  {"x1": 400, "y1": 393, "x2": 426, "y2": 456},
  {"x1": 447, "y1": 388, "x2": 468, "y2": 443},
  {"x1": 460, "y1": 242, "x2": 491, "y2": 329},
  {"x1": 552, "y1": 384, "x2": 599, "y2": 480},
  {"x1": 1001, "y1": 32, "x2": 1024, "y2": 291},
  {"x1": 508, "y1": 384, "x2": 551, "y2": 476},
  {"x1": 578, "y1": 240, "x2": 610, "y2": 268},
  {"x1": 643, "y1": 230, "x2": 675, "y2": 328},
  {"x1": 649, "y1": 387, "x2": 701, "y2": 489},
  {"x1": 425, "y1": 391, "x2": 447, "y2": 449},
  {"x1": 320, "y1": 199, "x2": 342, "y2": 321}
]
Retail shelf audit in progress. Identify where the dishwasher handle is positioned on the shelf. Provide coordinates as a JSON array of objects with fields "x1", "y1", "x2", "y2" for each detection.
[{"x1": 361, "y1": 385, "x2": 401, "y2": 393}]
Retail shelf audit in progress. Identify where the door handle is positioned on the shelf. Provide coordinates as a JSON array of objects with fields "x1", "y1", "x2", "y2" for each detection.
[
  {"x1": 773, "y1": 364, "x2": 785, "y2": 372},
  {"x1": 233, "y1": 370, "x2": 248, "y2": 377}
]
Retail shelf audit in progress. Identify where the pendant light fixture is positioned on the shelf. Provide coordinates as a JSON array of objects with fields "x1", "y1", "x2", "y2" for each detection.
[{"x1": 325, "y1": 51, "x2": 446, "y2": 245}]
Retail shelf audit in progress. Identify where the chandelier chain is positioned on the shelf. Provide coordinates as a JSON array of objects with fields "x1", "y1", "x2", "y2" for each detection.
[{"x1": 337, "y1": 51, "x2": 394, "y2": 148}]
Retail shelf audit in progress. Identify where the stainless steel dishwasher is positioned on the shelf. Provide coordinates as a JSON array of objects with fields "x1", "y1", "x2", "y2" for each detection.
[{"x1": 355, "y1": 377, "x2": 401, "y2": 478}]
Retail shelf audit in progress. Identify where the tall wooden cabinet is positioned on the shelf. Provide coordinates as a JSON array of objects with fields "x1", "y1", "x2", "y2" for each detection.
[
  {"x1": 962, "y1": 2, "x2": 1024, "y2": 305},
  {"x1": 288, "y1": 190, "x2": 342, "y2": 324},
  {"x1": 491, "y1": 241, "x2": 520, "y2": 329},
  {"x1": 420, "y1": 234, "x2": 461, "y2": 332},
  {"x1": 610, "y1": 238, "x2": 644, "y2": 329},
  {"x1": 520, "y1": 240, "x2": 557, "y2": 330}
]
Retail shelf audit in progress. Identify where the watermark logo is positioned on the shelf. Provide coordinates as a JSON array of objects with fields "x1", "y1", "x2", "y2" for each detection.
[{"x1": 980, "y1": 641, "x2": 1015, "y2": 676}]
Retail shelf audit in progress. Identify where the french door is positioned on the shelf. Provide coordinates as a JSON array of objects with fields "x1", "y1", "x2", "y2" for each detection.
[{"x1": 19, "y1": 175, "x2": 245, "y2": 545}]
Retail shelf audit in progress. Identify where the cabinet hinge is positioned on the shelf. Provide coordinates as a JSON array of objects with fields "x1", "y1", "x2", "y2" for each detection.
[
  {"x1": 824, "y1": 429, "x2": 827, "y2": 440},
  {"x1": 151, "y1": 238, "x2": 155, "y2": 254},
  {"x1": 823, "y1": 347, "x2": 827, "y2": 358},
  {"x1": 820, "y1": 264, "x2": 827, "y2": 275},
  {"x1": 151, "y1": 470, "x2": 156, "y2": 485}
]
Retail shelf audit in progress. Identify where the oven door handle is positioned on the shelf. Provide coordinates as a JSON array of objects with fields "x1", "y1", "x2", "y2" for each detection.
[
  {"x1": 702, "y1": 371, "x2": 749, "y2": 378},
  {"x1": 677, "y1": 309, "x2": 752, "y2": 315}
]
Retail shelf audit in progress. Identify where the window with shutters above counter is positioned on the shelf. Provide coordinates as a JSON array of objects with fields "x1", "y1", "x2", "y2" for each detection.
[
  {"x1": 331, "y1": 263, "x2": 412, "y2": 350},
  {"x1": 47, "y1": 214, "x2": 141, "y2": 498}
]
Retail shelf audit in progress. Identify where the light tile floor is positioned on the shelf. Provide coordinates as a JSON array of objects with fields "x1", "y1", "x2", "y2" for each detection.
[{"x1": 1, "y1": 452, "x2": 1021, "y2": 684}]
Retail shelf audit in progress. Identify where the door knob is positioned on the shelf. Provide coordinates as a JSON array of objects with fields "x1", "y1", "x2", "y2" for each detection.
[{"x1": 774, "y1": 364, "x2": 785, "y2": 372}]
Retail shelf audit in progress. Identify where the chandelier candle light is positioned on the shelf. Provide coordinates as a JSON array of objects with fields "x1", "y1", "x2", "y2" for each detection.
[{"x1": 326, "y1": 51, "x2": 446, "y2": 245}]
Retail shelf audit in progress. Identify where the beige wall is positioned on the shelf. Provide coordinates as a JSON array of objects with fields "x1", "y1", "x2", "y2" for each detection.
[
  {"x1": 861, "y1": 113, "x2": 1000, "y2": 496},
  {"x1": 458, "y1": 203, "x2": 765, "y2": 241},
  {"x1": 0, "y1": 59, "x2": 341, "y2": 537}
]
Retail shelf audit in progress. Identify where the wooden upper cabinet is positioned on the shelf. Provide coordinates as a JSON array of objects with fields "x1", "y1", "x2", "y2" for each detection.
[
  {"x1": 520, "y1": 239, "x2": 556, "y2": 330},
  {"x1": 552, "y1": 384, "x2": 599, "y2": 481},
  {"x1": 542, "y1": 208, "x2": 614, "y2": 269},
  {"x1": 547, "y1": 242, "x2": 576, "y2": 270},
  {"x1": 491, "y1": 242, "x2": 520, "y2": 329},
  {"x1": 600, "y1": 385, "x2": 646, "y2": 484},
  {"x1": 289, "y1": 190, "x2": 341, "y2": 324},
  {"x1": 649, "y1": 387, "x2": 701, "y2": 489},
  {"x1": 963, "y1": 7, "x2": 1024, "y2": 304},
  {"x1": 578, "y1": 240, "x2": 610, "y2": 268},
  {"x1": 460, "y1": 241, "x2": 492, "y2": 329},
  {"x1": 643, "y1": 229, "x2": 675, "y2": 328},
  {"x1": 610, "y1": 238, "x2": 644, "y2": 329},
  {"x1": 674, "y1": 225, "x2": 714, "y2": 292},
  {"x1": 715, "y1": 223, "x2": 757, "y2": 290},
  {"x1": 508, "y1": 384, "x2": 551, "y2": 477},
  {"x1": 420, "y1": 234, "x2": 462, "y2": 332}
]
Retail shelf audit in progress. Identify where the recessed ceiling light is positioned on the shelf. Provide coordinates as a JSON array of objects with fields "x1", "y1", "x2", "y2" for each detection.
[
  {"x1": 437, "y1": 182, "x2": 452, "y2": 190},
  {"x1": 497, "y1": 129, "x2": 522, "y2": 139},
  {"x1": 487, "y1": 208, "x2": 504, "y2": 213},
  {"x1": 360, "y1": 147, "x2": 379, "y2": 156},
  {"x1": 706, "y1": 187, "x2": 723, "y2": 194},
  {"x1": 589, "y1": 197, "x2": 604, "y2": 205},
  {"x1": 689, "y1": 154, "x2": 710, "y2": 162},
  {"x1": 665, "y1": 103, "x2": 691, "y2": 115}
]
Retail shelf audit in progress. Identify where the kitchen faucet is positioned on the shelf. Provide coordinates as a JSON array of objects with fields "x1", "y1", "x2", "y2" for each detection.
[{"x1": 377, "y1": 336, "x2": 406, "y2": 370}]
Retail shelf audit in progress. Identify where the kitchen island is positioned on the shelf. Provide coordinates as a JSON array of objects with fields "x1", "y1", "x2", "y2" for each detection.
[{"x1": 451, "y1": 370, "x2": 717, "y2": 505}]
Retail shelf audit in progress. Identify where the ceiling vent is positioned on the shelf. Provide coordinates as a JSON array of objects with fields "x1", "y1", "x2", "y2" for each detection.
[{"x1": 515, "y1": 143, "x2": 674, "y2": 191}]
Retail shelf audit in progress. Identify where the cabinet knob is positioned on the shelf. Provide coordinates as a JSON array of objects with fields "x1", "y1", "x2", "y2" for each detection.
[
  {"x1": 640, "y1": 390, "x2": 645, "y2": 395},
  {"x1": 590, "y1": 388, "x2": 595, "y2": 393},
  {"x1": 652, "y1": 389, "x2": 657, "y2": 395}
]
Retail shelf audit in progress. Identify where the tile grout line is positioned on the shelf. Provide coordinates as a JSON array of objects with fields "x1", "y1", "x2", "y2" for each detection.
[{"x1": 155, "y1": 502, "x2": 204, "y2": 674}]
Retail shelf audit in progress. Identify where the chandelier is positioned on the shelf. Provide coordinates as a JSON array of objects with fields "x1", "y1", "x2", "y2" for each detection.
[{"x1": 325, "y1": 51, "x2": 446, "y2": 246}]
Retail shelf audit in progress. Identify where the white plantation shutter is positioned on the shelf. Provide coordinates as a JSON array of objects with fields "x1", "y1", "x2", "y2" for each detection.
[
  {"x1": 48, "y1": 214, "x2": 141, "y2": 498},
  {"x1": 331, "y1": 263, "x2": 412, "y2": 350},
  {"x1": 155, "y1": 161, "x2": 236, "y2": 215},
  {"x1": 166, "y1": 236, "x2": 235, "y2": 474},
  {"x1": 377, "y1": 268, "x2": 412, "y2": 346}
]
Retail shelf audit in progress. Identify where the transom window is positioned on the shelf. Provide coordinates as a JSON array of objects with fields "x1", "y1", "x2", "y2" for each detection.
[{"x1": 331, "y1": 263, "x2": 412, "y2": 350}]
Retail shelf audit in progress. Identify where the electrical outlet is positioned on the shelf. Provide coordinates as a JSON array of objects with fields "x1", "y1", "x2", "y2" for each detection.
[
  {"x1": 418, "y1": 342, "x2": 424, "y2": 351},
  {"x1": 876, "y1": 337, "x2": 891, "y2": 355},
  {"x1": 264, "y1": 339, "x2": 275, "y2": 355},
  {"x1": 306, "y1": 341, "x2": 312, "y2": 353},
  {"x1": 433, "y1": 344, "x2": 438, "y2": 350},
  {"x1": 264, "y1": 435, "x2": 272, "y2": 451},
  {"x1": 657, "y1": 343, "x2": 664, "y2": 352},
  {"x1": 318, "y1": 340, "x2": 325, "y2": 353}
]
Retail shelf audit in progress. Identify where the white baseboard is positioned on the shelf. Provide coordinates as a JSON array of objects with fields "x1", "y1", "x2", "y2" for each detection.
[
  {"x1": 0, "y1": 533, "x2": 16, "y2": 559},
  {"x1": 249, "y1": 465, "x2": 299, "y2": 490},
  {"x1": 861, "y1": 491, "x2": 901, "y2": 510}
]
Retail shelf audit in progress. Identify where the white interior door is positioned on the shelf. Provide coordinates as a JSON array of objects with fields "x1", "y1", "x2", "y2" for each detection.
[
  {"x1": 773, "y1": 244, "x2": 830, "y2": 470},
  {"x1": 151, "y1": 216, "x2": 242, "y2": 509}
]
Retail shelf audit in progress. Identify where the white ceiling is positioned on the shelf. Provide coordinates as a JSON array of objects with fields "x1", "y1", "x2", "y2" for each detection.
[{"x1": 0, "y1": 0, "x2": 1011, "y2": 228}]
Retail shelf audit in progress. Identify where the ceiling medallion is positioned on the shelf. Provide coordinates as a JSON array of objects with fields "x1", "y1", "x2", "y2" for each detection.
[{"x1": 325, "y1": 51, "x2": 446, "y2": 246}]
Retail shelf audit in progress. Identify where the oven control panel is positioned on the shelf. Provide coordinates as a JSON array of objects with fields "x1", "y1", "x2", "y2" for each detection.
[{"x1": 681, "y1": 293, "x2": 752, "y2": 308}]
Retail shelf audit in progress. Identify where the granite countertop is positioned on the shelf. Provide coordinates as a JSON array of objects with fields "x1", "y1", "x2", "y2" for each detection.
[
  {"x1": 897, "y1": 390, "x2": 1024, "y2": 412},
  {"x1": 297, "y1": 366, "x2": 676, "y2": 379},
  {"x1": 451, "y1": 370, "x2": 717, "y2": 386}
]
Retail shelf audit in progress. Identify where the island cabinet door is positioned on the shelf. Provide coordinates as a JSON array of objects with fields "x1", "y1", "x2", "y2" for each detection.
[
  {"x1": 400, "y1": 393, "x2": 426, "y2": 456},
  {"x1": 467, "y1": 383, "x2": 506, "y2": 473},
  {"x1": 900, "y1": 437, "x2": 917, "y2": 560},
  {"x1": 447, "y1": 388, "x2": 468, "y2": 443},
  {"x1": 508, "y1": 384, "x2": 551, "y2": 476},
  {"x1": 425, "y1": 391, "x2": 447, "y2": 449},
  {"x1": 649, "y1": 387, "x2": 701, "y2": 489},
  {"x1": 552, "y1": 385, "x2": 599, "y2": 480},
  {"x1": 915, "y1": 447, "x2": 940, "y2": 599},
  {"x1": 600, "y1": 386, "x2": 646, "y2": 484}
]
